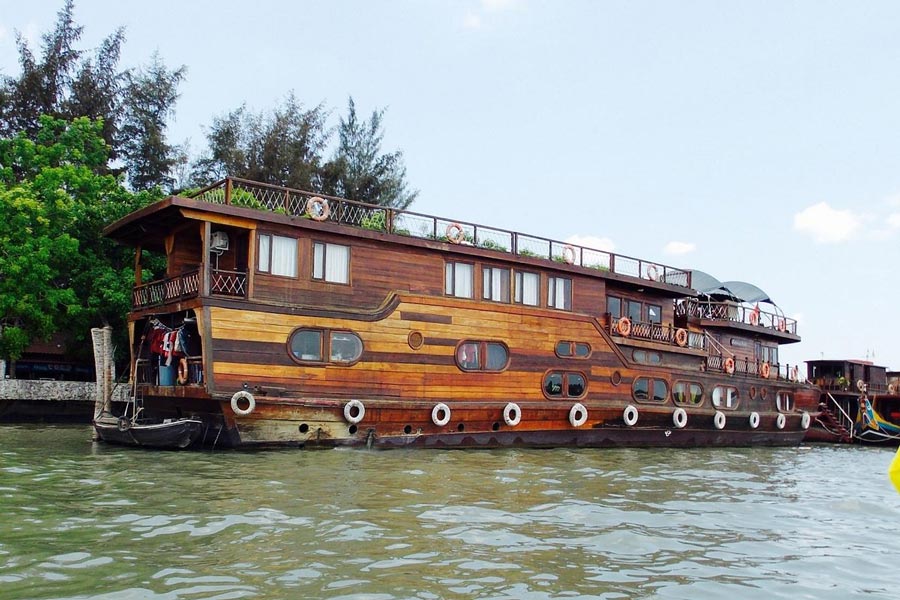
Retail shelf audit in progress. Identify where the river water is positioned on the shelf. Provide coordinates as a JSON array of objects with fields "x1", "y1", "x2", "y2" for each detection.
[{"x1": 0, "y1": 425, "x2": 897, "y2": 600}]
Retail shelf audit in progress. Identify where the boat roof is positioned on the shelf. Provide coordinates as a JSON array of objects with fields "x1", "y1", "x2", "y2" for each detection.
[{"x1": 688, "y1": 270, "x2": 774, "y2": 305}]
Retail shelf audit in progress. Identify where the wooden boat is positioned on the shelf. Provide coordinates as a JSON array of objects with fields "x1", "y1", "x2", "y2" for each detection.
[
  {"x1": 99, "y1": 176, "x2": 819, "y2": 449},
  {"x1": 93, "y1": 414, "x2": 204, "y2": 449},
  {"x1": 806, "y1": 359, "x2": 900, "y2": 443}
]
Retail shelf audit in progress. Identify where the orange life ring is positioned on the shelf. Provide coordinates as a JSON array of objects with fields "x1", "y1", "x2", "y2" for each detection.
[
  {"x1": 760, "y1": 362, "x2": 771, "y2": 379},
  {"x1": 446, "y1": 222, "x2": 464, "y2": 244},
  {"x1": 176, "y1": 357, "x2": 189, "y2": 385},
  {"x1": 306, "y1": 197, "x2": 330, "y2": 221},
  {"x1": 791, "y1": 366, "x2": 799, "y2": 381},
  {"x1": 749, "y1": 311, "x2": 759, "y2": 326},
  {"x1": 562, "y1": 245, "x2": 576, "y2": 265},
  {"x1": 617, "y1": 317, "x2": 632, "y2": 337},
  {"x1": 724, "y1": 357, "x2": 735, "y2": 375},
  {"x1": 674, "y1": 328, "x2": 688, "y2": 347},
  {"x1": 777, "y1": 318, "x2": 786, "y2": 332}
]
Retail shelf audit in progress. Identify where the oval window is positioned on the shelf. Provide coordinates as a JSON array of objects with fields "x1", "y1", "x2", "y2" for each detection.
[
  {"x1": 330, "y1": 332, "x2": 363, "y2": 363},
  {"x1": 290, "y1": 329, "x2": 323, "y2": 361}
]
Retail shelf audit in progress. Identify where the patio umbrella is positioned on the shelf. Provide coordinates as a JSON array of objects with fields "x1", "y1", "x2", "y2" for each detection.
[{"x1": 890, "y1": 447, "x2": 900, "y2": 494}]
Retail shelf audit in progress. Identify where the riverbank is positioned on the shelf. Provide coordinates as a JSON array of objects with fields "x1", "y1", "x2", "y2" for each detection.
[{"x1": 0, "y1": 379, "x2": 129, "y2": 423}]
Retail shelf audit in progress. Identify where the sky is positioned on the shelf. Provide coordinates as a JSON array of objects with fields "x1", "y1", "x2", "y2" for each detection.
[{"x1": 2, "y1": 1, "x2": 900, "y2": 372}]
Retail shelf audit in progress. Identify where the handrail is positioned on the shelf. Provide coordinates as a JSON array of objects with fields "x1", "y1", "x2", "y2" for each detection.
[
  {"x1": 132, "y1": 268, "x2": 247, "y2": 309},
  {"x1": 676, "y1": 298, "x2": 798, "y2": 335},
  {"x1": 189, "y1": 177, "x2": 692, "y2": 289}
]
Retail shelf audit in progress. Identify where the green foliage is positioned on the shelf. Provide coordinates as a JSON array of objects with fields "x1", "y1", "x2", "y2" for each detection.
[
  {"x1": 320, "y1": 97, "x2": 418, "y2": 209},
  {"x1": 0, "y1": 116, "x2": 150, "y2": 369},
  {"x1": 360, "y1": 210, "x2": 387, "y2": 231},
  {"x1": 479, "y1": 239, "x2": 508, "y2": 252}
]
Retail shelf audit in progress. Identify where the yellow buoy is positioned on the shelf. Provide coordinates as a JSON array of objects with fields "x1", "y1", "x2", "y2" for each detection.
[{"x1": 890, "y1": 447, "x2": 900, "y2": 494}]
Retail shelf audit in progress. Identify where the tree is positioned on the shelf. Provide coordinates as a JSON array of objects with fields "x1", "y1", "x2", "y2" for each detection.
[
  {"x1": 119, "y1": 52, "x2": 186, "y2": 191},
  {"x1": 192, "y1": 93, "x2": 328, "y2": 191},
  {"x1": 321, "y1": 97, "x2": 417, "y2": 209},
  {"x1": 0, "y1": 116, "x2": 151, "y2": 376}
]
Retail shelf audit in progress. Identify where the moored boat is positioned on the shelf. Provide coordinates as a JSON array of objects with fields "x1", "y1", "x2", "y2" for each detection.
[
  {"x1": 806, "y1": 359, "x2": 900, "y2": 444},
  {"x1": 93, "y1": 414, "x2": 204, "y2": 449},
  {"x1": 97, "y1": 177, "x2": 818, "y2": 449}
]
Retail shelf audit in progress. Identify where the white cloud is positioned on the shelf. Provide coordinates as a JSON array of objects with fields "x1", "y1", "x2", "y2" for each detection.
[
  {"x1": 663, "y1": 241, "x2": 695, "y2": 256},
  {"x1": 482, "y1": 0, "x2": 519, "y2": 11},
  {"x1": 565, "y1": 234, "x2": 615, "y2": 252},
  {"x1": 793, "y1": 202, "x2": 862, "y2": 243},
  {"x1": 888, "y1": 213, "x2": 900, "y2": 229},
  {"x1": 462, "y1": 12, "x2": 483, "y2": 29}
]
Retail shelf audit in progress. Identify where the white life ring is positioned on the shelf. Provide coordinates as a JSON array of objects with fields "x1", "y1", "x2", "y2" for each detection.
[
  {"x1": 749, "y1": 411, "x2": 760, "y2": 429},
  {"x1": 776, "y1": 413, "x2": 786, "y2": 430},
  {"x1": 800, "y1": 411, "x2": 811, "y2": 430},
  {"x1": 889, "y1": 383, "x2": 896, "y2": 394},
  {"x1": 568, "y1": 403, "x2": 588, "y2": 427},
  {"x1": 623, "y1": 404, "x2": 639, "y2": 426},
  {"x1": 432, "y1": 403, "x2": 451, "y2": 427},
  {"x1": 306, "y1": 196, "x2": 330, "y2": 221},
  {"x1": 647, "y1": 264, "x2": 660, "y2": 281},
  {"x1": 343, "y1": 399, "x2": 366, "y2": 425},
  {"x1": 856, "y1": 379, "x2": 866, "y2": 392},
  {"x1": 231, "y1": 390, "x2": 255, "y2": 416},
  {"x1": 503, "y1": 402, "x2": 521, "y2": 426},
  {"x1": 562, "y1": 245, "x2": 576, "y2": 265},
  {"x1": 673, "y1": 407, "x2": 688, "y2": 429},
  {"x1": 714, "y1": 410, "x2": 726, "y2": 430}
]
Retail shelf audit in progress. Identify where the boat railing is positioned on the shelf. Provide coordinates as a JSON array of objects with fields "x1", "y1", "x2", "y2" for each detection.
[
  {"x1": 132, "y1": 268, "x2": 247, "y2": 309},
  {"x1": 610, "y1": 317, "x2": 706, "y2": 351},
  {"x1": 134, "y1": 356, "x2": 203, "y2": 386},
  {"x1": 190, "y1": 177, "x2": 692, "y2": 289},
  {"x1": 817, "y1": 380, "x2": 892, "y2": 395},
  {"x1": 705, "y1": 355, "x2": 804, "y2": 382},
  {"x1": 675, "y1": 298, "x2": 797, "y2": 335},
  {"x1": 133, "y1": 269, "x2": 201, "y2": 308}
]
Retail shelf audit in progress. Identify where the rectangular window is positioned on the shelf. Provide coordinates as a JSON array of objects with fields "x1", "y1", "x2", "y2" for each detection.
[
  {"x1": 607, "y1": 296, "x2": 622, "y2": 318},
  {"x1": 548, "y1": 277, "x2": 572, "y2": 310},
  {"x1": 258, "y1": 233, "x2": 297, "y2": 277},
  {"x1": 514, "y1": 271, "x2": 540, "y2": 306},
  {"x1": 445, "y1": 262, "x2": 474, "y2": 298},
  {"x1": 647, "y1": 304, "x2": 662, "y2": 324},
  {"x1": 483, "y1": 267, "x2": 511, "y2": 302},
  {"x1": 313, "y1": 242, "x2": 350, "y2": 284},
  {"x1": 626, "y1": 300, "x2": 642, "y2": 323}
]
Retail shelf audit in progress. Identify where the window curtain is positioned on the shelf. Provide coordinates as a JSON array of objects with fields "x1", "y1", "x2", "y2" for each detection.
[
  {"x1": 325, "y1": 244, "x2": 349, "y2": 283},
  {"x1": 271, "y1": 236, "x2": 297, "y2": 277}
]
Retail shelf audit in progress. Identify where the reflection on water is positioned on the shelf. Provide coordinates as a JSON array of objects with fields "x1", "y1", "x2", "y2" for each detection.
[{"x1": 1, "y1": 425, "x2": 898, "y2": 599}]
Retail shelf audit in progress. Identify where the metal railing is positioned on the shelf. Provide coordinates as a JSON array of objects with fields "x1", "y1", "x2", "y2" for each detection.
[
  {"x1": 675, "y1": 299, "x2": 797, "y2": 335},
  {"x1": 610, "y1": 317, "x2": 706, "y2": 351},
  {"x1": 189, "y1": 177, "x2": 692, "y2": 289}
]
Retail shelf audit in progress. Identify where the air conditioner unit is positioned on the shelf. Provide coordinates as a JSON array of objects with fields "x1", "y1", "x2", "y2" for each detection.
[{"x1": 210, "y1": 231, "x2": 229, "y2": 253}]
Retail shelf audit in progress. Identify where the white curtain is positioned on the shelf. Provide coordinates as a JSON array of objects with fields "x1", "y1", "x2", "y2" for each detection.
[
  {"x1": 258, "y1": 234, "x2": 271, "y2": 272},
  {"x1": 520, "y1": 272, "x2": 539, "y2": 305},
  {"x1": 271, "y1": 236, "x2": 297, "y2": 277},
  {"x1": 325, "y1": 243, "x2": 349, "y2": 283}
]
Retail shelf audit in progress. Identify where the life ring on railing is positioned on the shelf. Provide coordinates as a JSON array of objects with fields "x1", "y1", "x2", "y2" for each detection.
[
  {"x1": 623, "y1": 404, "x2": 639, "y2": 426},
  {"x1": 503, "y1": 402, "x2": 522, "y2": 426},
  {"x1": 562, "y1": 245, "x2": 576, "y2": 265},
  {"x1": 777, "y1": 318, "x2": 786, "y2": 332},
  {"x1": 801, "y1": 411, "x2": 811, "y2": 430},
  {"x1": 889, "y1": 384, "x2": 897, "y2": 395},
  {"x1": 176, "y1": 357, "x2": 189, "y2": 385},
  {"x1": 446, "y1": 222, "x2": 465, "y2": 244},
  {"x1": 675, "y1": 328, "x2": 688, "y2": 347},
  {"x1": 306, "y1": 196, "x2": 330, "y2": 221},
  {"x1": 616, "y1": 317, "x2": 632, "y2": 337},
  {"x1": 231, "y1": 391, "x2": 255, "y2": 416},
  {"x1": 568, "y1": 403, "x2": 588, "y2": 427},
  {"x1": 343, "y1": 399, "x2": 366, "y2": 424},
  {"x1": 647, "y1": 264, "x2": 660, "y2": 281},
  {"x1": 749, "y1": 411, "x2": 760, "y2": 429},
  {"x1": 760, "y1": 362, "x2": 771, "y2": 379},
  {"x1": 431, "y1": 403, "x2": 451, "y2": 427},
  {"x1": 714, "y1": 410, "x2": 726, "y2": 430},
  {"x1": 749, "y1": 310, "x2": 759, "y2": 326},
  {"x1": 776, "y1": 413, "x2": 786, "y2": 430},
  {"x1": 790, "y1": 366, "x2": 799, "y2": 381},
  {"x1": 673, "y1": 407, "x2": 688, "y2": 429},
  {"x1": 856, "y1": 379, "x2": 866, "y2": 393},
  {"x1": 724, "y1": 357, "x2": 735, "y2": 375}
]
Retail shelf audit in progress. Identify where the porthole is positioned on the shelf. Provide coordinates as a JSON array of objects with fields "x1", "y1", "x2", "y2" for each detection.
[
  {"x1": 289, "y1": 328, "x2": 363, "y2": 365},
  {"x1": 611, "y1": 371, "x2": 622, "y2": 385},
  {"x1": 408, "y1": 331, "x2": 424, "y2": 350},
  {"x1": 673, "y1": 381, "x2": 703, "y2": 406}
]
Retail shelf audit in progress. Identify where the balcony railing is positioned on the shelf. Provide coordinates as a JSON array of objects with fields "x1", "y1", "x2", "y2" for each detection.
[
  {"x1": 675, "y1": 299, "x2": 797, "y2": 335},
  {"x1": 132, "y1": 268, "x2": 246, "y2": 309},
  {"x1": 706, "y1": 355, "x2": 803, "y2": 382},
  {"x1": 190, "y1": 177, "x2": 692, "y2": 289},
  {"x1": 610, "y1": 317, "x2": 706, "y2": 351}
]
